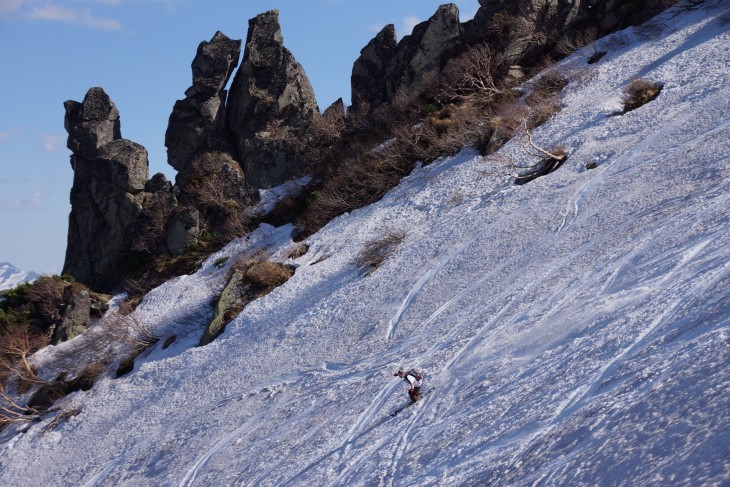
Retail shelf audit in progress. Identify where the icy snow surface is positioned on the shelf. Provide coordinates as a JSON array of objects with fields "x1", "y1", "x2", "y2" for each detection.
[{"x1": 1, "y1": 4, "x2": 729, "y2": 486}]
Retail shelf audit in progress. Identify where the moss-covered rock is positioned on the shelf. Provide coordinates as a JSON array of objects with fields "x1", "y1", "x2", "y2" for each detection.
[{"x1": 199, "y1": 271, "x2": 245, "y2": 346}]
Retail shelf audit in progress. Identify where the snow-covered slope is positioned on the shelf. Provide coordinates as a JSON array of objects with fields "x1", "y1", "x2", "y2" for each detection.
[
  {"x1": 1, "y1": 4, "x2": 729, "y2": 486},
  {"x1": 0, "y1": 262, "x2": 40, "y2": 292}
]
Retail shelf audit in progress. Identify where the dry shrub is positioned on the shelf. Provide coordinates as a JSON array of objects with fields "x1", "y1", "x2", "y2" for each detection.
[
  {"x1": 104, "y1": 312, "x2": 158, "y2": 377},
  {"x1": 0, "y1": 326, "x2": 50, "y2": 387},
  {"x1": 43, "y1": 407, "x2": 82, "y2": 432},
  {"x1": 288, "y1": 244, "x2": 309, "y2": 260},
  {"x1": 355, "y1": 229, "x2": 407, "y2": 273},
  {"x1": 302, "y1": 148, "x2": 414, "y2": 232},
  {"x1": 622, "y1": 78, "x2": 664, "y2": 112},
  {"x1": 555, "y1": 26, "x2": 599, "y2": 57},
  {"x1": 25, "y1": 277, "x2": 65, "y2": 326},
  {"x1": 437, "y1": 43, "x2": 505, "y2": 104},
  {"x1": 299, "y1": 106, "x2": 347, "y2": 164},
  {"x1": 245, "y1": 262, "x2": 294, "y2": 289}
]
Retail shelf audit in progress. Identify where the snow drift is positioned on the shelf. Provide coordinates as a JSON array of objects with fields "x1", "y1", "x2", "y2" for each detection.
[{"x1": 1, "y1": 3, "x2": 728, "y2": 486}]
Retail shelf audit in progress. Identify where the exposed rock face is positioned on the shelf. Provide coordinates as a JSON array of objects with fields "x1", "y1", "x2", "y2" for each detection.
[
  {"x1": 464, "y1": 0, "x2": 666, "y2": 65},
  {"x1": 176, "y1": 151, "x2": 252, "y2": 236},
  {"x1": 387, "y1": 4, "x2": 462, "y2": 100},
  {"x1": 353, "y1": 1, "x2": 668, "y2": 109},
  {"x1": 64, "y1": 87, "x2": 121, "y2": 160},
  {"x1": 323, "y1": 98, "x2": 346, "y2": 119},
  {"x1": 166, "y1": 207, "x2": 200, "y2": 256},
  {"x1": 351, "y1": 25, "x2": 397, "y2": 110},
  {"x1": 227, "y1": 10, "x2": 319, "y2": 188},
  {"x1": 63, "y1": 88, "x2": 149, "y2": 291},
  {"x1": 56, "y1": 286, "x2": 91, "y2": 343},
  {"x1": 165, "y1": 31, "x2": 242, "y2": 174},
  {"x1": 350, "y1": 4, "x2": 462, "y2": 110}
]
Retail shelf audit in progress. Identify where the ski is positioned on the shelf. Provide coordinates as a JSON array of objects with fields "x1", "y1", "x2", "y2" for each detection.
[{"x1": 389, "y1": 389, "x2": 432, "y2": 417}]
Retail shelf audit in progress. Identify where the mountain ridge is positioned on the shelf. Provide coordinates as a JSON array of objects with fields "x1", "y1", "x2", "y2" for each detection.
[{"x1": 0, "y1": 262, "x2": 40, "y2": 292}]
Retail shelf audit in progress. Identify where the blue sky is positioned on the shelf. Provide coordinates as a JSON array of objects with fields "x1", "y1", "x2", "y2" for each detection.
[{"x1": 0, "y1": 0, "x2": 479, "y2": 275}]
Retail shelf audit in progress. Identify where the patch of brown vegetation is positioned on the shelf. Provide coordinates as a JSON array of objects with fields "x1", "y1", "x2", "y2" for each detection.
[{"x1": 622, "y1": 78, "x2": 664, "y2": 113}]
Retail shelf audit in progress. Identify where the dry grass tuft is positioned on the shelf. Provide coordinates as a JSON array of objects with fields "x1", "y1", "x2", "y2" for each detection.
[
  {"x1": 245, "y1": 262, "x2": 295, "y2": 289},
  {"x1": 622, "y1": 78, "x2": 664, "y2": 112},
  {"x1": 355, "y1": 229, "x2": 407, "y2": 274}
]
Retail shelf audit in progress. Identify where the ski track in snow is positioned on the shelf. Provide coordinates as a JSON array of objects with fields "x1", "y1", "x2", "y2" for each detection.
[{"x1": 1, "y1": 5, "x2": 729, "y2": 487}]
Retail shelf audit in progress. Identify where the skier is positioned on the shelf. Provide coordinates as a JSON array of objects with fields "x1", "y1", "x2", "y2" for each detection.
[{"x1": 394, "y1": 368, "x2": 423, "y2": 403}]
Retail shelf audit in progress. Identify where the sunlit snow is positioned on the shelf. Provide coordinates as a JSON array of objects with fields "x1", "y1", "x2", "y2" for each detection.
[{"x1": 1, "y1": 4, "x2": 728, "y2": 486}]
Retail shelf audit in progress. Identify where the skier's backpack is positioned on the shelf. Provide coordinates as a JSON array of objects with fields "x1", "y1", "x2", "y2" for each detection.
[{"x1": 409, "y1": 369, "x2": 422, "y2": 381}]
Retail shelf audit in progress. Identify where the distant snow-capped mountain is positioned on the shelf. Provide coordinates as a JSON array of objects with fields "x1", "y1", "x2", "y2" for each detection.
[{"x1": 0, "y1": 262, "x2": 40, "y2": 292}]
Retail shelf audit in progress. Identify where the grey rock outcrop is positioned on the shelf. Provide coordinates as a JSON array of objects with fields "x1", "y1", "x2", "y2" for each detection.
[
  {"x1": 463, "y1": 0, "x2": 665, "y2": 66},
  {"x1": 56, "y1": 286, "x2": 91, "y2": 343},
  {"x1": 64, "y1": 87, "x2": 121, "y2": 160},
  {"x1": 226, "y1": 10, "x2": 319, "y2": 188},
  {"x1": 387, "y1": 4, "x2": 462, "y2": 99},
  {"x1": 353, "y1": 1, "x2": 668, "y2": 110},
  {"x1": 166, "y1": 31, "x2": 242, "y2": 174},
  {"x1": 63, "y1": 88, "x2": 149, "y2": 291},
  {"x1": 166, "y1": 207, "x2": 200, "y2": 256},
  {"x1": 351, "y1": 4, "x2": 462, "y2": 110},
  {"x1": 323, "y1": 98, "x2": 346, "y2": 119},
  {"x1": 351, "y1": 25, "x2": 397, "y2": 110}
]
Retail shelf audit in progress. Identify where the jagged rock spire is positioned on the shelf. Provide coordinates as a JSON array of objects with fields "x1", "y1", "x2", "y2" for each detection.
[
  {"x1": 226, "y1": 9, "x2": 319, "y2": 188},
  {"x1": 165, "y1": 31, "x2": 242, "y2": 173},
  {"x1": 63, "y1": 88, "x2": 149, "y2": 291},
  {"x1": 351, "y1": 24, "x2": 397, "y2": 110}
]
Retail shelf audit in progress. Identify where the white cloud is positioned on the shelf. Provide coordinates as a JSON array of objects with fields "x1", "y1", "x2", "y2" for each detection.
[
  {"x1": 1, "y1": 188, "x2": 47, "y2": 211},
  {"x1": 42, "y1": 134, "x2": 65, "y2": 153},
  {"x1": 402, "y1": 15, "x2": 419, "y2": 36},
  {"x1": 28, "y1": 3, "x2": 123, "y2": 30},
  {"x1": 0, "y1": 126, "x2": 20, "y2": 141},
  {"x1": 0, "y1": 0, "x2": 26, "y2": 17}
]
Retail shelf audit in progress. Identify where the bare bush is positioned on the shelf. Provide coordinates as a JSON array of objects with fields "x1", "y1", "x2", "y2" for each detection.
[
  {"x1": 0, "y1": 326, "x2": 51, "y2": 386},
  {"x1": 0, "y1": 326, "x2": 52, "y2": 430},
  {"x1": 245, "y1": 262, "x2": 294, "y2": 289},
  {"x1": 622, "y1": 78, "x2": 664, "y2": 112},
  {"x1": 299, "y1": 106, "x2": 347, "y2": 164},
  {"x1": 25, "y1": 277, "x2": 65, "y2": 326},
  {"x1": 516, "y1": 120, "x2": 568, "y2": 162},
  {"x1": 0, "y1": 382, "x2": 38, "y2": 429},
  {"x1": 555, "y1": 26, "x2": 600, "y2": 59},
  {"x1": 437, "y1": 43, "x2": 505, "y2": 105},
  {"x1": 355, "y1": 229, "x2": 407, "y2": 273}
]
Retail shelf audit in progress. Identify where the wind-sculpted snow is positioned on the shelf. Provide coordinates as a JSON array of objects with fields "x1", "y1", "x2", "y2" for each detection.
[{"x1": 1, "y1": 4, "x2": 729, "y2": 486}]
